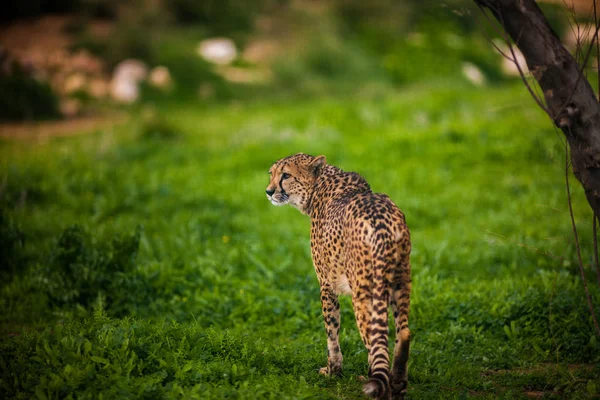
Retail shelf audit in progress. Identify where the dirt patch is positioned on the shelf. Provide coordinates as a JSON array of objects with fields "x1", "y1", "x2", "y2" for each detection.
[
  {"x1": 523, "y1": 390, "x2": 546, "y2": 398},
  {"x1": 481, "y1": 363, "x2": 598, "y2": 399},
  {"x1": 483, "y1": 363, "x2": 596, "y2": 376},
  {"x1": 0, "y1": 113, "x2": 128, "y2": 141}
]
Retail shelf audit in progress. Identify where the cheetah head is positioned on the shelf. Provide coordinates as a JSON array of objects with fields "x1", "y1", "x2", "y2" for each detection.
[{"x1": 266, "y1": 153, "x2": 326, "y2": 214}]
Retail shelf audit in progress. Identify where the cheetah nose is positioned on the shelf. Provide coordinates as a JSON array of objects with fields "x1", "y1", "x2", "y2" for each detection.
[{"x1": 266, "y1": 189, "x2": 275, "y2": 196}]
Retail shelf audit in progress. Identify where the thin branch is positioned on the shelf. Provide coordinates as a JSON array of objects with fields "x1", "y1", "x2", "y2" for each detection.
[
  {"x1": 594, "y1": 214, "x2": 600, "y2": 286},
  {"x1": 507, "y1": 40, "x2": 551, "y2": 111},
  {"x1": 594, "y1": 0, "x2": 600, "y2": 100},
  {"x1": 565, "y1": 135, "x2": 600, "y2": 337},
  {"x1": 564, "y1": 0, "x2": 582, "y2": 63},
  {"x1": 476, "y1": 1, "x2": 507, "y2": 37},
  {"x1": 549, "y1": 271, "x2": 559, "y2": 365},
  {"x1": 483, "y1": 228, "x2": 593, "y2": 268},
  {"x1": 559, "y1": 22, "x2": 600, "y2": 115},
  {"x1": 473, "y1": 11, "x2": 515, "y2": 61},
  {"x1": 477, "y1": 3, "x2": 551, "y2": 115},
  {"x1": 479, "y1": 0, "x2": 598, "y2": 121},
  {"x1": 472, "y1": 2, "x2": 519, "y2": 63}
]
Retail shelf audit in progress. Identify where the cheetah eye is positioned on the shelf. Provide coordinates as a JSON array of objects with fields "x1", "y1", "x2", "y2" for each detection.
[{"x1": 282, "y1": 173, "x2": 291, "y2": 179}]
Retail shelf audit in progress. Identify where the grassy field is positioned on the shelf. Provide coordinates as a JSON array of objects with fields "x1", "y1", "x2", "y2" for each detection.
[{"x1": 1, "y1": 79, "x2": 600, "y2": 399}]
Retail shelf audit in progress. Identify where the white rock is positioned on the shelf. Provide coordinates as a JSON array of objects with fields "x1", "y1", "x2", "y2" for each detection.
[
  {"x1": 59, "y1": 98, "x2": 81, "y2": 118},
  {"x1": 113, "y1": 59, "x2": 148, "y2": 82},
  {"x1": 148, "y1": 65, "x2": 172, "y2": 89},
  {"x1": 71, "y1": 50, "x2": 103, "y2": 74},
  {"x1": 88, "y1": 79, "x2": 108, "y2": 98},
  {"x1": 494, "y1": 41, "x2": 529, "y2": 77},
  {"x1": 462, "y1": 62, "x2": 486, "y2": 86},
  {"x1": 110, "y1": 79, "x2": 139, "y2": 103},
  {"x1": 242, "y1": 40, "x2": 278, "y2": 64},
  {"x1": 197, "y1": 38, "x2": 237, "y2": 65},
  {"x1": 64, "y1": 73, "x2": 86, "y2": 94},
  {"x1": 110, "y1": 59, "x2": 148, "y2": 103}
]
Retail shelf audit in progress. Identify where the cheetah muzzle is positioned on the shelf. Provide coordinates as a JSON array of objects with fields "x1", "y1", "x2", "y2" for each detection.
[{"x1": 266, "y1": 153, "x2": 412, "y2": 400}]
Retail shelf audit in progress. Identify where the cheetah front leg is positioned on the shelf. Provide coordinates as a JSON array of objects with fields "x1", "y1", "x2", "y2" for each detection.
[{"x1": 319, "y1": 284, "x2": 342, "y2": 376}]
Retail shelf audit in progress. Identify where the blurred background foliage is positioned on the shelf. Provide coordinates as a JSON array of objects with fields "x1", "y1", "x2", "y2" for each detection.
[{"x1": 0, "y1": 0, "x2": 577, "y2": 121}]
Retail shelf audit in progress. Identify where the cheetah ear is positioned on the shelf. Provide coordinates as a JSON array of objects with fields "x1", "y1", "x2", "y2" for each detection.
[{"x1": 309, "y1": 155, "x2": 326, "y2": 177}]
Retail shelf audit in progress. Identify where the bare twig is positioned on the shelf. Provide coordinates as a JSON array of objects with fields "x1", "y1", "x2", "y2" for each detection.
[
  {"x1": 473, "y1": 11, "x2": 514, "y2": 61},
  {"x1": 594, "y1": 0, "x2": 600, "y2": 100},
  {"x1": 564, "y1": 0, "x2": 582, "y2": 63},
  {"x1": 594, "y1": 214, "x2": 600, "y2": 286},
  {"x1": 564, "y1": 134, "x2": 600, "y2": 337},
  {"x1": 482, "y1": 228, "x2": 590, "y2": 267},
  {"x1": 479, "y1": 0, "x2": 598, "y2": 121},
  {"x1": 549, "y1": 271, "x2": 559, "y2": 365},
  {"x1": 559, "y1": 22, "x2": 600, "y2": 116},
  {"x1": 477, "y1": 3, "x2": 552, "y2": 115}
]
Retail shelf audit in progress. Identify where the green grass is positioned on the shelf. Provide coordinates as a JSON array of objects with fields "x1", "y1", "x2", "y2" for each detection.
[{"x1": 1, "y1": 80, "x2": 600, "y2": 399}]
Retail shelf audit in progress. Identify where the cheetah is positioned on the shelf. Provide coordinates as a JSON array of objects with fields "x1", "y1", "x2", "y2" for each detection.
[{"x1": 266, "y1": 153, "x2": 411, "y2": 400}]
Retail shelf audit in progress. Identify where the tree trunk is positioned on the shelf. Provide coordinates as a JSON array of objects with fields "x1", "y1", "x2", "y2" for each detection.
[{"x1": 476, "y1": 0, "x2": 600, "y2": 218}]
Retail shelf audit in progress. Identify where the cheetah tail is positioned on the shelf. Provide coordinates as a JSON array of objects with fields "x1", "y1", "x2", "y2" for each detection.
[
  {"x1": 363, "y1": 242, "x2": 392, "y2": 398},
  {"x1": 363, "y1": 375, "x2": 388, "y2": 398}
]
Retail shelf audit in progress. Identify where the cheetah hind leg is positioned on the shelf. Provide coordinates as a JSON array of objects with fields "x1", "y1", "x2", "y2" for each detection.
[
  {"x1": 362, "y1": 291, "x2": 392, "y2": 398},
  {"x1": 351, "y1": 290, "x2": 373, "y2": 383},
  {"x1": 318, "y1": 286, "x2": 343, "y2": 376},
  {"x1": 390, "y1": 277, "x2": 411, "y2": 399}
]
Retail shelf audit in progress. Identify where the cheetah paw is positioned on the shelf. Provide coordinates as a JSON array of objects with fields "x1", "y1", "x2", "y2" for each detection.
[
  {"x1": 319, "y1": 366, "x2": 342, "y2": 376},
  {"x1": 392, "y1": 381, "x2": 408, "y2": 399}
]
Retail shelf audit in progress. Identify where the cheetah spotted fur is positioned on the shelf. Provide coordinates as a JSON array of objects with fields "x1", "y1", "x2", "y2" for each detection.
[{"x1": 266, "y1": 153, "x2": 411, "y2": 400}]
